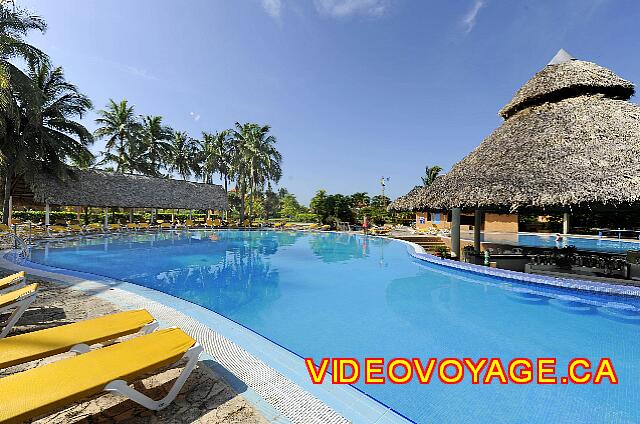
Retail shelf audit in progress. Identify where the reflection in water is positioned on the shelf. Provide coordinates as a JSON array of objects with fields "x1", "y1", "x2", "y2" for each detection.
[
  {"x1": 308, "y1": 233, "x2": 376, "y2": 263},
  {"x1": 29, "y1": 230, "x2": 310, "y2": 316}
]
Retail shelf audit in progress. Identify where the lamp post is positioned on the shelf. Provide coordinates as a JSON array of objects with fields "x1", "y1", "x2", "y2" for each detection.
[{"x1": 380, "y1": 177, "x2": 390, "y2": 206}]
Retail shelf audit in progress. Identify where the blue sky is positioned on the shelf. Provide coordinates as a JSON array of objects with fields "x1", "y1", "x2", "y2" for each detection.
[{"x1": 21, "y1": 0, "x2": 640, "y2": 205}]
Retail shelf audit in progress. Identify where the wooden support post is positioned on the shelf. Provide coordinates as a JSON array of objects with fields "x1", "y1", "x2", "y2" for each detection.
[
  {"x1": 7, "y1": 195, "x2": 12, "y2": 224},
  {"x1": 474, "y1": 209, "x2": 482, "y2": 253},
  {"x1": 451, "y1": 207, "x2": 461, "y2": 260},
  {"x1": 563, "y1": 212, "x2": 570, "y2": 234}
]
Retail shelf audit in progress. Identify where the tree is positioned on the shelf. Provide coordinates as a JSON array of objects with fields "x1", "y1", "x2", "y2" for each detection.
[
  {"x1": 350, "y1": 192, "x2": 370, "y2": 208},
  {"x1": 202, "y1": 130, "x2": 232, "y2": 190},
  {"x1": 94, "y1": 99, "x2": 142, "y2": 173},
  {"x1": 170, "y1": 131, "x2": 200, "y2": 180},
  {"x1": 263, "y1": 188, "x2": 280, "y2": 219},
  {"x1": 280, "y1": 193, "x2": 304, "y2": 218},
  {"x1": 370, "y1": 195, "x2": 391, "y2": 208},
  {"x1": 310, "y1": 189, "x2": 329, "y2": 223},
  {"x1": 0, "y1": 4, "x2": 49, "y2": 223},
  {"x1": 140, "y1": 115, "x2": 173, "y2": 176},
  {"x1": 231, "y1": 122, "x2": 282, "y2": 222},
  {"x1": 421, "y1": 165, "x2": 442, "y2": 187},
  {"x1": 28, "y1": 62, "x2": 94, "y2": 163}
]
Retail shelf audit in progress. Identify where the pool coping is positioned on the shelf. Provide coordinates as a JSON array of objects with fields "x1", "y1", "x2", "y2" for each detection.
[
  {"x1": 0, "y1": 247, "x2": 413, "y2": 424},
  {"x1": 393, "y1": 238, "x2": 640, "y2": 298}
]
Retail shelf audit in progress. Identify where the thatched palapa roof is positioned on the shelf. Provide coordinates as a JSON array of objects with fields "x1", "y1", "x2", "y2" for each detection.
[
  {"x1": 388, "y1": 186, "x2": 426, "y2": 212},
  {"x1": 391, "y1": 49, "x2": 640, "y2": 212},
  {"x1": 26, "y1": 168, "x2": 228, "y2": 210}
]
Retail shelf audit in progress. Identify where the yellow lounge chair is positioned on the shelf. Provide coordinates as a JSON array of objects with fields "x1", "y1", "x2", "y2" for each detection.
[
  {"x1": 319, "y1": 225, "x2": 331, "y2": 231},
  {"x1": 85, "y1": 223, "x2": 103, "y2": 232},
  {"x1": 126, "y1": 223, "x2": 138, "y2": 230},
  {"x1": 0, "y1": 283, "x2": 39, "y2": 338},
  {"x1": 69, "y1": 224, "x2": 85, "y2": 234},
  {"x1": 205, "y1": 218, "x2": 213, "y2": 228},
  {"x1": 108, "y1": 223, "x2": 121, "y2": 231},
  {"x1": 213, "y1": 218, "x2": 222, "y2": 228},
  {"x1": 48, "y1": 225, "x2": 69, "y2": 236},
  {"x1": 0, "y1": 309, "x2": 157, "y2": 369},
  {"x1": 0, "y1": 223, "x2": 11, "y2": 233},
  {"x1": 160, "y1": 222, "x2": 172, "y2": 230},
  {"x1": 185, "y1": 219, "x2": 194, "y2": 228},
  {"x1": 0, "y1": 271, "x2": 26, "y2": 295},
  {"x1": 0, "y1": 328, "x2": 202, "y2": 422},
  {"x1": 242, "y1": 219, "x2": 250, "y2": 228},
  {"x1": 273, "y1": 222, "x2": 283, "y2": 229},
  {"x1": 138, "y1": 222, "x2": 150, "y2": 230}
]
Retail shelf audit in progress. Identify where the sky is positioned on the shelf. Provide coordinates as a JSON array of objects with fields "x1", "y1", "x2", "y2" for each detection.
[{"x1": 20, "y1": 0, "x2": 640, "y2": 205}]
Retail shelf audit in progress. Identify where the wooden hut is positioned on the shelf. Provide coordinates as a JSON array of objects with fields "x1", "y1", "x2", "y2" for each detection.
[
  {"x1": 390, "y1": 49, "x2": 640, "y2": 257},
  {"x1": 9, "y1": 168, "x2": 228, "y2": 225}
]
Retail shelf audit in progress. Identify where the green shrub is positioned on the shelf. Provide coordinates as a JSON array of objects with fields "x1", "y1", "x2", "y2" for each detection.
[{"x1": 294, "y1": 213, "x2": 319, "y2": 223}]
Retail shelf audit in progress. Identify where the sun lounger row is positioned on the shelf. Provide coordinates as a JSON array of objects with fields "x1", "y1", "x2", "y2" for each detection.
[{"x1": 0, "y1": 271, "x2": 202, "y2": 423}]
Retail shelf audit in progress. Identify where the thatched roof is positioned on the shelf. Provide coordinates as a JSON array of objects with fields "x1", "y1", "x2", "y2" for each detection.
[
  {"x1": 391, "y1": 50, "x2": 640, "y2": 213},
  {"x1": 388, "y1": 185, "x2": 425, "y2": 212},
  {"x1": 499, "y1": 50, "x2": 634, "y2": 119},
  {"x1": 26, "y1": 168, "x2": 228, "y2": 210}
]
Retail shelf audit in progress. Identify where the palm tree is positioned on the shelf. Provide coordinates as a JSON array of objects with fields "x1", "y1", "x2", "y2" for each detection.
[
  {"x1": 230, "y1": 123, "x2": 282, "y2": 221},
  {"x1": 0, "y1": 4, "x2": 49, "y2": 223},
  {"x1": 246, "y1": 125, "x2": 282, "y2": 219},
  {"x1": 28, "y1": 62, "x2": 94, "y2": 168},
  {"x1": 421, "y1": 165, "x2": 442, "y2": 187},
  {"x1": 202, "y1": 130, "x2": 232, "y2": 190},
  {"x1": 170, "y1": 131, "x2": 199, "y2": 180},
  {"x1": 94, "y1": 99, "x2": 141, "y2": 173},
  {"x1": 140, "y1": 115, "x2": 173, "y2": 176}
]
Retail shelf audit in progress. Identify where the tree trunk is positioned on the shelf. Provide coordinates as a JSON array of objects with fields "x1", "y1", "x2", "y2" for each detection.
[
  {"x1": 248, "y1": 187, "x2": 254, "y2": 221},
  {"x1": 2, "y1": 164, "x2": 14, "y2": 225},
  {"x1": 239, "y1": 182, "x2": 246, "y2": 223},
  {"x1": 0, "y1": 175, "x2": 5, "y2": 215}
]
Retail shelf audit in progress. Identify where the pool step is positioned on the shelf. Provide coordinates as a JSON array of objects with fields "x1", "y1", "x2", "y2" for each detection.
[{"x1": 392, "y1": 236, "x2": 448, "y2": 252}]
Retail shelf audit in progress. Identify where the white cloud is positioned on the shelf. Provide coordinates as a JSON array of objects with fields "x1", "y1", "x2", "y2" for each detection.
[
  {"x1": 189, "y1": 112, "x2": 201, "y2": 121},
  {"x1": 462, "y1": 0, "x2": 486, "y2": 33},
  {"x1": 262, "y1": 0, "x2": 283, "y2": 19},
  {"x1": 123, "y1": 65, "x2": 160, "y2": 81},
  {"x1": 313, "y1": 0, "x2": 389, "y2": 18}
]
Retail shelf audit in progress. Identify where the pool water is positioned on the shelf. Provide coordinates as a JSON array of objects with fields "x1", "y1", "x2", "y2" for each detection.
[
  {"x1": 462, "y1": 231, "x2": 640, "y2": 254},
  {"x1": 27, "y1": 231, "x2": 640, "y2": 423}
]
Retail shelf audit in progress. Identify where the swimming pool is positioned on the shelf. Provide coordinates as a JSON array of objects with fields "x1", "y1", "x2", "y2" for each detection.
[
  {"x1": 22, "y1": 231, "x2": 640, "y2": 423},
  {"x1": 461, "y1": 231, "x2": 640, "y2": 254}
]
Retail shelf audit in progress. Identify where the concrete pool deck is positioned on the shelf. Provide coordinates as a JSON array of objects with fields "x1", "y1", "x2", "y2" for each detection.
[
  {"x1": 1, "y1": 278, "x2": 270, "y2": 424},
  {"x1": 0, "y1": 249, "x2": 413, "y2": 424}
]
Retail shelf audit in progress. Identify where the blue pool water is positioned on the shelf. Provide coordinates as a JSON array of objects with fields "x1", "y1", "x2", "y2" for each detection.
[
  {"x1": 25, "y1": 231, "x2": 640, "y2": 423},
  {"x1": 462, "y1": 231, "x2": 640, "y2": 254}
]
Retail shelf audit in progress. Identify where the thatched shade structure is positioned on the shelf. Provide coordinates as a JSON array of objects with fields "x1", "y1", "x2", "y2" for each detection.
[
  {"x1": 393, "y1": 49, "x2": 640, "y2": 213},
  {"x1": 14, "y1": 168, "x2": 228, "y2": 210},
  {"x1": 387, "y1": 186, "x2": 424, "y2": 212}
]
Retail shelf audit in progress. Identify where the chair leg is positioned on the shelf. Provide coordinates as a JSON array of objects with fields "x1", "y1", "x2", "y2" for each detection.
[
  {"x1": 104, "y1": 344, "x2": 203, "y2": 410},
  {"x1": 0, "y1": 294, "x2": 37, "y2": 338},
  {"x1": 141, "y1": 321, "x2": 159, "y2": 334}
]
